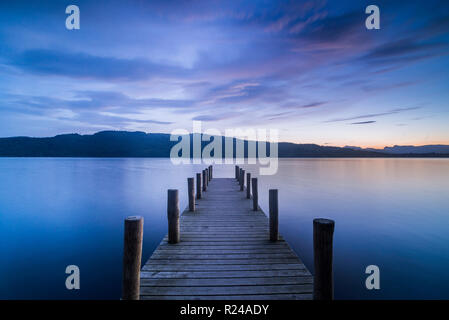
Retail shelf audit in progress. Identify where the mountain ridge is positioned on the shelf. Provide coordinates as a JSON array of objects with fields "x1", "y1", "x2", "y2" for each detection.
[{"x1": 0, "y1": 131, "x2": 448, "y2": 157}]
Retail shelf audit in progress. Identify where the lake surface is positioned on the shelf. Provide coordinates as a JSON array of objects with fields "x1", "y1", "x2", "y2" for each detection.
[{"x1": 1, "y1": 158, "x2": 448, "y2": 299}]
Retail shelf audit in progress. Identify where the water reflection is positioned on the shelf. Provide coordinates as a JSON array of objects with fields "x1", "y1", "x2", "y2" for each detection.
[{"x1": 0, "y1": 158, "x2": 448, "y2": 299}]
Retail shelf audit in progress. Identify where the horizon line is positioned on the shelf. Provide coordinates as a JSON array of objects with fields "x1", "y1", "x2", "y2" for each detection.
[{"x1": 1, "y1": 130, "x2": 448, "y2": 150}]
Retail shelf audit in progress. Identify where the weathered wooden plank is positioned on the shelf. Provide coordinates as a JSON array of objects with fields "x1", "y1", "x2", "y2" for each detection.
[
  {"x1": 140, "y1": 293, "x2": 313, "y2": 300},
  {"x1": 140, "y1": 276, "x2": 313, "y2": 286},
  {"x1": 153, "y1": 248, "x2": 293, "y2": 254},
  {"x1": 180, "y1": 224, "x2": 266, "y2": 226},
  {"x1": 144, "y1": 258, "x2": 301, "y2": 265},
  {"x1": 162, "y1": 237, "x2": 282, "y2": 242},
  {"x1": 182, "y1": 218, "x2": 264, "y2": 221},
  {"x1": 160, "y1": 239, "x2": 286, "y2": 244},
  {"x1": 156, "y1": 244, "x2": 291, "y2": 250},
  {"x1": 177, "y1": 230, "x2": 270, "y2": 234},
  {"x1": 157, "y1": 240, "x2": 288, "y2": 247},
  {"x1": 142, "y1": 264, "x2": 307, "y2": 272},
  {"x1": 149, "y1": 253, "x2": 299, "y2": 260},
  {"x1": 140, "y1": 284, "x2": 313, "y2": 295},
  {"x1": 141, "y1": 269, "x2": 311, "y2": 279}
]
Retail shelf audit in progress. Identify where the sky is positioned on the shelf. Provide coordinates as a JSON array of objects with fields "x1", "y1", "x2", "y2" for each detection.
[{"x1": 0, "y1": 0, "x2": 448, "y2": 148}]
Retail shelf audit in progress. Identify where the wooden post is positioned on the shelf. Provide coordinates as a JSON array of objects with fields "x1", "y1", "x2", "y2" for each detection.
[
  {"x1": 210, "y1": 166, "x2": 213, "y2": 179},
  {"x1": 196, "y1": 173, "x2": 202, "y2": 199},
  {"x1": 246, "y1": 172, "x2": 251, "y2": 199},
  {"x1": 235, "y1": 166, "x2": 239, "y2": 180},
  {"x1": 269, "y1": 190, "x2": 279, "y2": 241},
  {"x1": 209, "y1": 166, "x2": 212, "y2": 182},
  {"x1": 122, "y1": 216, "x2": 143, "y2": 300},
  {"x1": 167, "y1": 190, "x2": 180, "y2": 244},
  {"x1": 188, "y1": 177, "x2": 195, "y2": 212},
  {"x1": 239, "y1": 168, "x2": 243, "y2": 187},
  {"x1": 252, "y1": 177, "x2": 258, "y2": 211},
  {"x1": 313, "y1": 218, "x2": 335, "y2": 300},
  {"x1": 202, "y1": 170, "x2": 207, "y2": 192},
  {"x1": 240, "y1": 169, "x2": 245, "y2": 191},
  {"x1": 205, "y1": 168, "x2": 208, "y2": 187}
]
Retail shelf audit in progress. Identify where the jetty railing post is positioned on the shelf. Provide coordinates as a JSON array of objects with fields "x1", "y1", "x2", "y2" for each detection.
[
  {"x1": 246, "y1": 172, "x2": 251, "y2": 199},
  {"x1": 196, "y1": 173, "x2": 202, "y2": 199},
  {"x1": 269, "y1": 189, "x2": 279, "y2": 241},
  {"x1": 252, "y1": 177, "x2": 258, "y2": 211},
  {"x1": 239, "y1": 168, "x2": 243, "y2": 187},
  {"x1": 167, "y1": 190, "x2": 180, "y2": 244},
  {"x1": 313, "y1": 218, "x2": 335, "y2": 300},
  {"x1": 188, "y1": 177, "x2": 195, "y2": 212},
  {"x1": 205, "y1": 168, "x2": 209, "y2": 187},
  {"x1": 202, "y1": 170, "x2": 207, "y2": 192},
  {"x1": 240, "y1": 169, "x2": 245, "y2": 191},
  {"x1": 122, "y1": 216, "x2": 143, "y2": 300},
  {"x1": 235, "y1": 166, "x2": 239, "y2": 180}
]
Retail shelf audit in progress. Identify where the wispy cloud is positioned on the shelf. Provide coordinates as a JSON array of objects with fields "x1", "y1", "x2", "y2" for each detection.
[
  {"x1": 351, "y1": 120, "x2": 376, "y2": 125},
  {"x1": 282, "y1": 101, "x2": 327, "y2": 109},
  {"x1": 0, "y1": 0, "x2": 447, "y2": 145},
  {"x1": 325, "y1": 107, "x2": 421, "y2": 123},
  {"x1": 8, "y1": 49, "x2": 190, "y2": 81}
]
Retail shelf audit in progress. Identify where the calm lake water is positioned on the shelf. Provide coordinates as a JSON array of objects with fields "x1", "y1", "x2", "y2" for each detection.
[{"x1": 1, "y1": 158, "x2": 448, "y2": 299}]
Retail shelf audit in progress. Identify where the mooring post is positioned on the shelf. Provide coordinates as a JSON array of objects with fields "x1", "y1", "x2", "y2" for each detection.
[
  {"x1": 240, "y1": 169, "x2": 245, "y2": 191},
  {"x1": 210, "y1": 166, "x2": 213, "y2": 179},
  {"x1": 196, "y1": 173, "x2": 202, "y2": 199},
  {"x1": 313, "y1": 218, "x2": 335, "y2": 300},
  {"x1": 239, "y1": 168, "x2": 243, "y2": 187},
  {"x1": 205, "y1": 168, "x2": 208, "y2": 187},
  {"x1": 246, "y1": 172, "x2": 251, "y2": 199},
  {"x1": 209, "y1": 166, "x2": 212, "y2": 181},
  {"x1": 252, "y1": 177, "x2": 258, "y2": 211},
  {"x1": 188, "y1": 177, "x2": 195, "y2": 212},
  {"x1": 235, "y1": 166, "x2": 239, "y2": 180},
  {"x1": 167, "y1": 189, "x2": 180, "y2": 244},
  {"x1": 122, "y1": 216, "x2": 143, "y2": 300},
  {"x1": 202, "y1": 170, "x2": 207, "y2": 192},
  {"x1": 269, "y1": 189, "x2": 279, "y2": 241}
]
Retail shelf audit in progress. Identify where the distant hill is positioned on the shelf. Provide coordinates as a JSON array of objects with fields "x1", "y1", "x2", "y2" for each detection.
[
  {"x1": 0, "y1": 131, "x2": 173, "y2": 157},
  {"x1": 0, "y1": 131, "x2": 448, "y2": 157},
  {"x1": 345, "y1": 144, "x2": 449, "y2": 155}
]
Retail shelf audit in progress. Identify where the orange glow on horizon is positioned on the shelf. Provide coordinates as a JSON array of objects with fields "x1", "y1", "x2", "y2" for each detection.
[{"x1": 282, "y1": 139, "x2": 449, "y2": 149}]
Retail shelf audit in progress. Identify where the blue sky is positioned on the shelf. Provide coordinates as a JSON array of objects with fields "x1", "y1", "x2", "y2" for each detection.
[{"x1": 0, "y1": 0, "x2": 448, "y2": 147}]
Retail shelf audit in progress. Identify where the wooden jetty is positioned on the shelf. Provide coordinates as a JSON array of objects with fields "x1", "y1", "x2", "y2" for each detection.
[{"x1": 121, "y1": 166, "x2": 334, "y2": 300}]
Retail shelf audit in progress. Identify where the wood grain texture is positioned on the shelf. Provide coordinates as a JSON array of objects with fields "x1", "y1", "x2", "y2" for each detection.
[{"x1": 140, "y1": 178, "x2": 312, "y2": 300}]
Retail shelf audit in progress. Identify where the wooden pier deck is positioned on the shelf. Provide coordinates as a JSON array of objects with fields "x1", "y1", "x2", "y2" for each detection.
[{"x1": 139, "y1": 177, "x2": 313, "y2": 300}]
